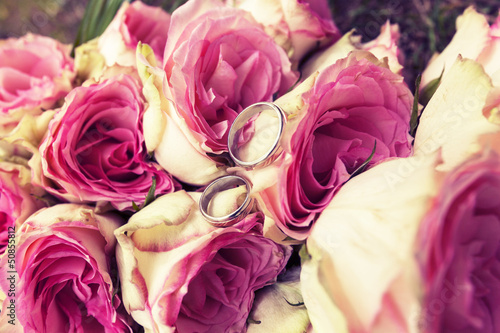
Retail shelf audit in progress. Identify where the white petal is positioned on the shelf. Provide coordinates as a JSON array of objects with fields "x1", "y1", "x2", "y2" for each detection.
[
  {"x1": 415, "y1": 56, "x2": 500, "y2": 171},
  {"x1": 421, "y1": 7, "x2": 490, "y2": 87}
]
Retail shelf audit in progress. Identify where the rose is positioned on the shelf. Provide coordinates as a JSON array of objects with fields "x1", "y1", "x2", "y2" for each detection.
[
  {"x1": 39, "y1": 74, "x2": 179, "y2": 210},
  {"x1": 225, "y1": 0, "x2": 341, "y2": 68},
  {"x1": 416, "y1": 147, "x2": 500, "y2": 333},
  {"x1": 361, "y1": 21, "x2": 403, "y2": 74},
  {"x1": 154, "y1": 0, "x2": 298, "y2": 185},
  {"x1": 0, "y1": 160, "x2": 45, "y2": 255},
  {"x1": 163, "y1": 0, "x2": 297, "y2": 151},
  {"x1": 254, "y1": 51, "x2": 413, "y2": 240},
  {"x1": 247, "y1": 267, "x2": 310, "y2": 332},
  {"x1": 115, "y1": 190, "x2": 290, "y2": 332},
  {"x1": 300, "y1": 154, "x2": 440, "y2": 332},
  {"x1": 300, "y1": 129, "x2": 500, "y2": 333},
  {"x1": 420, "y1": 7, "x2": 500, "y2": 88},
  {"x1": 477, "y1": 13, "x2": 500, "y2": 86},
  {"x1": 0, "y1": 34, "x2": 74, "y2": 135},
  {"x1": 0, "y1": 204, "x2": 132, "y2": 332},
  {"x1": 301, "y1": 21, "x2": 403, "y2": 79},
  {"x1": 414, "y1": 56, "x2": 500, "y2": 171},
  {"x1": 98, "y1": 1, "x2": 171, "y2": 67}
]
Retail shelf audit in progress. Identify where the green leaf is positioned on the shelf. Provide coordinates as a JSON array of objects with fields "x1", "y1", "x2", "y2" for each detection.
[
  {"x1": 131, "y1": 176, "x2": 157, "y2": 211},
  {"x1": 72, "y1": 0, "x2": 127, "y2": 56},
  {"x1": 298, "y1": 244, "x2": 311, "y2": 262},
  {"x1": 347, "y1": 141, "x2": 377, "y2": 181},
  {"x1": 31, "y1": 194, "x2": 59, "y2": 207},
  {"x1": 419, "y1": 68, "x2": 444, "y2": 106},
  {"x1": 409, "y1": 74, "x2": 421, "y2": 138},
  {"x1": 143, "y1": 176, "x2": 157, "y2": 208},
  {"x1": 111, "y1": 272, "x2": 121, "y2": 306}
]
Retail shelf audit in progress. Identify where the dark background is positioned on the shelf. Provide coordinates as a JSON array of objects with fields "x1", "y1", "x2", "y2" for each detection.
[{"x1": 0, "y1": 0, "x2": 498, "y2": 89}]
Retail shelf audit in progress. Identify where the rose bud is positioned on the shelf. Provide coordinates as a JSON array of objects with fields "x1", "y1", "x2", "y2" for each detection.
[
  {"x1": 0, "y1": 204, "x2": 132, "y2": 332},
  {"x1": 38, "y1": 74, "x2": 179, "y2": 210},
  {"x1": 225, "y1": 0, "x2": 341, "y2": 68},
  {"x1": 115, "y1": 189, "x2": 291, "y2": 332},
  {"x1": 0, "y1": 34, "x2": 75, "y2": 135},
  {"x1": 98, "y1": 1, "x2": 171, "y2": 68},
  {"x1": 154, "y1": 0, "x2": 298, "y2": 185}
]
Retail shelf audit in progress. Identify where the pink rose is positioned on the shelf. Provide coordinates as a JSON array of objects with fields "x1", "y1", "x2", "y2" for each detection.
[
  {"x1": 115, "y1": 190, "x2": 290, "y2": 332},
  {"x1": 226, "y1": 0, "x2": 341, "y2": 67},
  {"x1": 0, "y1": 161, "x2": 45, "y2": 255},
  {"x1": 0, "y1": 204, "x2": 132, "y2": 332},
  {"x1": 260, "y1": 52, "x2": 413, "y2": 240},
  {"x1": 39, "y1": 74, "x2": 179, "y2": 210},
  {"x1": 0, "y1": 34, "x2": 74, "y2": 133},
  {"x1": 417, "y1": 149, "x2": 500, "y2": 333},
  {"x1": 154, "y1": 0, "x2": 297, "y2": 184},
  {"x1": 98, "y1": 1, "x2": 171, "y2": 67}
]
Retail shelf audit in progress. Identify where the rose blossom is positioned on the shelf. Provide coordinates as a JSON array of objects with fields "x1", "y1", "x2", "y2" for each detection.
[
  {"x1": 247, "y1": 267, "x2": 310, "y2": 332},
  {"x1": 0, "y1": 204, "x2": 132, "y2": 332},
  {"x1": 115, "y1": 190, "x2": 290, "y2": 332},
  {"x1": 154, "y1": 0, "x2": 297, "y2": 185},
  {"x1": 39, "y1": 74, "x2": 179, "y2": 210},
  {"x1": 0, "y1": 34, "x2": 74, "y2": 134},
  {"x1": 301, "y1": 21, "x2": 404, "y2": 80},
  {"x1": 225, "y1": 0, "x2": 341, "y2": 67},
  {"x1": 420, "y1": 6, "x2": 500, "y2": 88},
  {"x1": 98, "y1": 1, "x2": 171, "y2": 67},
  {"x1": 361, "y1": 21, "x2": 403, "y2": 74},
  {"x1": 0, "y1": 160, "x2": 45, "y2": 255},
  {"x1": 256, "y1": 51, "x2": 413, "y2": 240},
  {"x1": 300, "y1": 153, "x2": 440, "y2": 332},
  {"x1": 414, "y1": 56, "x2": 500, "y2": 172},
  {"x1": 417, "y1": 148, "x2": 500, "y2": 333}
]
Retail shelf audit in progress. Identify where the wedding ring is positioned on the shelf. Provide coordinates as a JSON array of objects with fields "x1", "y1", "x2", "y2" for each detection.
[
  {"x1": 228, "y1": 102, "x2": 285, "y2": 168},
  {"x1": 199, "y1": 175, "x2": 254, "y2": 227}
]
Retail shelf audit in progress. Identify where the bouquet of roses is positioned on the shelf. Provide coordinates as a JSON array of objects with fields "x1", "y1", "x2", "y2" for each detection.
[{"x1": 0, "y1": 0, "x2": 499, "y2": 332}]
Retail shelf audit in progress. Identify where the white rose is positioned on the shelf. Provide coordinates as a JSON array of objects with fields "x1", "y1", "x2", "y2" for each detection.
[
  {"x1": 301, "y1": 154, "x2": 440, "y2": 332},
  {"x1": 414, "y1": 56, "x2": 500, "y2": 171}
]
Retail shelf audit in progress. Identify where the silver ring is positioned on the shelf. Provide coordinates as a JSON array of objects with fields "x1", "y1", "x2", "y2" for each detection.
[
  {"x1": 199, "y1": 175, "x2": 254, "y2": 227},
  {"x1": 228, "y1": 102, "x2": 285, "y2": 168}
]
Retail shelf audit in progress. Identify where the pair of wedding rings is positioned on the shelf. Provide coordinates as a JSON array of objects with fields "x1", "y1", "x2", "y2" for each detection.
[{"x1": 199, "y1": 102, "x2": 286, "y2": 227}]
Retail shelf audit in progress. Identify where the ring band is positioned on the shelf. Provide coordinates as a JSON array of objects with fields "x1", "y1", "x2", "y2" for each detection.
[
  {"x1": 228, "y1": 102, "x2": 285, "y2": 168},
  {"x1": 199, "y1": 175, "x2": 254, "y2": 227}
]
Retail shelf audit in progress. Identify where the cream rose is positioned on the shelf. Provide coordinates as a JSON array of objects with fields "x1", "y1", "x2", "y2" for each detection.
[
  {"x1": 115, "y1": 190, "x2": 290, "y2": 332},
  {"x1": 414, "y1": 56, "x2": 500, "y2": 171},
  {"x1": 301, "y1": 154, "x2": 439, "y2": 332}
]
